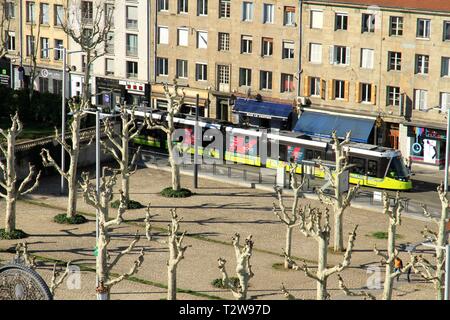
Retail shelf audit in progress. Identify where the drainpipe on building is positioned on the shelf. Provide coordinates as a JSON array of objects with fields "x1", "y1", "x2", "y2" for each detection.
[
  {"x1": 297, "y1": 0, "x2": 303, "y2": 101},
  {"x1": 18, "y1": 0, "x2": 23, "y2": 88}
]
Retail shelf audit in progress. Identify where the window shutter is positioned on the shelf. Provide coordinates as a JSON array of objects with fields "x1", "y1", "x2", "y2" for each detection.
[
  {"x1": 321, "y1": 79, "x2": 326, "y2": 99},
  {"x1": 346, "y1": 47, "x2": 351, "y2": 65},
  {"x1": 329, "y1": 46, "x2": 334, "y2": 64},
  {"x1": 344, "y1": 81, "x2": 350, "y2": 101},
  {"x1": 328, "y1": 80, "x2": 334, "y2": 100},
  {"x1": 371, "y1": 84, "x2": 377, "y2": 104},
  {"x1": 355, "y1": 82, "x2": 360, "y2": 103},
  {"x1": 304, "y1": 75, "x2": 310, "y2": 96}
]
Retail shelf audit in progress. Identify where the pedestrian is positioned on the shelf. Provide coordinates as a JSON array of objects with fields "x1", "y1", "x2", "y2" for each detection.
[
  {"x1": 394, "y1": 257, "x2": 403, "y2": 281},
  {"x1": 406, "y1": 265, "x2": 412, "y2": 283}
]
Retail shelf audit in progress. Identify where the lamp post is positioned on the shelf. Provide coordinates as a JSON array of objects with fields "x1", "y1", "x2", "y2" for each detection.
[
  {"x1": 83, "y1": 105, "x2": 118, "y2": 300},
  {"x1": 46, "y1": 46, "x2": 84, "y2": 194}
]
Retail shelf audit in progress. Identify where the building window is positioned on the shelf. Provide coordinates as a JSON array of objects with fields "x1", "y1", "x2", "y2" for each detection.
[
  {"x1": 417, "y1": 19, "x2": 431, "y2": 39},
  {"x1": 260, "y1": 70, "x2": 272, "y2": 90},
  {"x1": 217, "y1": 65, "x2": 230, "y2": 91},
  {"x1": 360, "y1": 48, "x2": 374, "y2": 69},
  {"x1": 309, "y1": 43, "x2": 322, "y2": 64},
  {"x1": 178, "y1": 28, "x2": 189, "y2": 46},
  {"x1": 440, "y1": 92, "x2": 450, "y2": 112},
  {"x1": 197, "y1": 0, "x2": 207, "y2": 15},
  {"x1": 126, "y1": 6, "x2": 138, "y2": 29},
  {"x1": 389, "y1": 16, "x2": 403, "y2": 36},
  {"x1": 218, "y1": 32, "x2": 230, "y2": 51},
  {"x1": 360, "y1": 83, "x2": 372, "y2": 103},
  {"x1": 54, "y1": 5, "x2": 64, "y2": 26},
  {"x1": 178, "y1": 0, "x2": 188, "y2": 13},
  {"x1": 334, "y1": 80, "x2": 345, "y2": 99},
  {"x1": 105, "y1": 3, "x2": 114, "y2": 27},
  {"x1": 444, "y1": 21, "x2": 450, "y2": 41},
  {"x1": 219, "y1": 0, "x2": 230, "y2": 18},
  {"x1": 196, "y1": 63, "x2": 207, "y2": 81},
  {"x1": 126, "y1": 34, "x2": 138, "y2": 56},
  {"x1": 39, "y1": 77, "x2": 49, "y2": 92},
  {"x1": 156, "y1": 57, "x2": 168, "y2": 76},
  {"x1": 5, "y1": 2, "x2": 15, "y2": 19},
  {"x1": 239, "y1": 68, "x2": 251, "y2": 86},
  {"x1": 6, "y1": 32, "x2": 15, "y2": 51},
  {"x1": 54, "y1": 39, "x2": 63, "y2": 60},
  {"x1": 387, "y1": 86, "x2": 401, "y2": 106},
  {"x1": 284, "y1": 6, "x2": 295, "y2": 26},
  {"x1": 261, "y1": 37, "x2": 273, "y2": 57},
  {"x1": 281, "y1": 74, "x2": 295, "y2": 93},
  {"x1": 362, "y1": 13, "x2": 375, "y2": 33},
  {"x1": 176, "y1": 59, "x2": 188, "y2": 79},
  {"x1": 415, "y1": 54, "x2": 429, "y2": 75},
  {"x1": 241, "y1": 35, "x2": 252, "y2": 54},
  {"x1": 105, "y1": 32, "x2": 114, "y2": 54},
  {"x1": 26, "y1": 35, "x2": 35, "y2": 56},
  {"x1": 26, "y1": 1, "x2": 35, "y2": 23},
  {"x1": 242, "y1": 2, "x2": 253, "y2": 21},
  {"x1": 53, "y1": 79, "x2": 62, "y2": 95},
  {"x1": 158, "y1": 0, "x2": 169, "y2": 11},
  {"x1": 330, "y1": 45, "x2": 350, "y2": 65},
  {"x1": 310, "y1": 10, "x2": 323, "y2": 29},
  {"x1": 40, "y1": 37, "x2": 49, "y2": 58},
  {"x1": 81, "y1": 1, "x2": 93, "y2": 24},
  {"x1": 309, "y1": 77, "x2": 321, "y2": 96},
  {"x1": 388, "y1": 51, "x2": 401, "y2": 71},
  {"x1": 263, "y1": 3, "x2": 274, "y2": 24},
  {"x1": 126, "y1": 61, "x2": 138, "y2": 78},
  {"x1": 335, "y1": 13, "x2": 348, "y2": 30},
  {"x1": 197, "y1": 30, "x2": 208, "y2": 48},
  {"x1": 158, "y1": 26, "x2": 169, "y2": 44},
  {"x1": 282, "y1": 41, "x2": 295, "y2": 59},
  {"x1": 414, "y1": 89, "x2": 428, "y2": 110},
  {"x1": 442, "y1": 57, "x2": 450, "y2": 77},
  {"x1": 105, "y1": 58, "x2": 114, "y2": 76},
  {"x1": 40, "y1": 3, "x2": 49, "y2": 24}
]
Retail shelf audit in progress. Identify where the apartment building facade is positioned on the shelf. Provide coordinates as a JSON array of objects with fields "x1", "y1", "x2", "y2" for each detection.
[
  {"x1": 12, "y1": 0, "x2": 68, "y2": 93},
  {"x1": 301, "y1": 0, "x2": 450, "y2": 167},
  {"x1": 67, "y1": 0, "x2": 151, "y2": 107},
  {"x1": 150, "y1": 0, "x2": 301, "y2": 129}
]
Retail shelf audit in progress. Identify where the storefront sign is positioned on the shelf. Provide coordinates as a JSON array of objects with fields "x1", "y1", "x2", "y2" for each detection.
[{"x1": 0, "y1": 58, "x2": 11, "y2": 86}]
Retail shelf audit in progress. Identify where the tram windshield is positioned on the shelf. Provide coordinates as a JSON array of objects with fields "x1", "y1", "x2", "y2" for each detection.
[{"x1": 386, "y1": 156, "x2": 409, "y2": 181}]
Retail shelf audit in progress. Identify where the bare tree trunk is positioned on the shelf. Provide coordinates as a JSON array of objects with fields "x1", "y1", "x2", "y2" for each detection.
[
  {"x1": 334, "y1": 206, "x2": 344, "y2": 252},
  {"x1": 383, "y1": 223, "x2": 396, "y2": 300},
  {"x1": 284, "y1": 227, "x2": 293, "y2": 269},
  {"x1": 167, "y1": 264, "x2": 177, "y2": 300},
  {"x1": 5, "y1": 195, "x2": 16, "y2": 233},
  {"x1": 317, "y1": 236, "x2": 328, "y2": 300},
  {"x1": 168, "y1": 136, "x2": 181, "y2": 192}
]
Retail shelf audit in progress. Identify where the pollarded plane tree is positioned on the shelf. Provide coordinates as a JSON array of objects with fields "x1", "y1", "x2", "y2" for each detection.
[
  {"x1": 102, "y1": 105, "x2": 144, "y2": 208},
  {"x1": 40, "y1": 100, "x2": 92, "y2": 222},
  {"x1": 417, "y1": 183, "x2": 449, "y2": 300},
  {"x1": 217, "y1": 234, "x2": 254, "y2": 300},
  {"x1": 145, "y1": 80, "x2": 186, "y2": 193},
  {"x1": 0, "y1": 113, "x2": 41, "y2": 238},
  {"x1": 374, "y1": 192, "x2": 414, "y2": 300},
  {"x1": 284, "y1": 205, "x2": 358, "y2": 300},
  {"x1": 272, "y1": 163, "x2": 305, "y2": 268},
  {"x1": 61, "y1": 0, "x2": 114, "y2": 103},
  {"x1": 317, "y1": 131, "x2": 359, "y2": 252},
  {"x1": 80, "y1": 168, "x2": 145, "y2": 300}
]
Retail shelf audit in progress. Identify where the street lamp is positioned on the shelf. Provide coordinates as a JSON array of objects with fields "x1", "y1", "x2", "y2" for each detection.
[
  {"x1": 82, "y1": 105, "x2": 118, "y2": 300},
  {"x1": 46, "y1": 46, "x2": 84, "y2": 194}
]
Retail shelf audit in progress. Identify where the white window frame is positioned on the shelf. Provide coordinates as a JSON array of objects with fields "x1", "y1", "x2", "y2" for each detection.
[
  {"x1": 309, "y1": 43, "x2": 322, "y2": 64},
  {"x1": 281, "y1": 73, "x2": 295, "y2": 93},
  {"x1": 177, "y1": 27, "x2": 189, "y2": 46},
  {"x1": 390, "y1": 16, "x2": 403, "y2": 36},
  {"x1": 242, "y1": 2, "x2": 253, "y2": 22},
  {"x1": 442, "y1": 57, "x2": 450, "y2": 77},
  {"x1": 310, "y1": 10, "x2": 323, "y2": 29},
  {"x1": 158, "y1": 0, "x2": 169, "y2": 12},
  {"x1": 197, "y1": 30, "x2": 208, "y2": 48},
  {"x1": 241, "y1": 35, "x2": 252, "y2": 54},
  {"x1": 361, "y1": 48, "x2": 374, "y2": 69},
  {"x1": 387, "y1": 86, "x2": 401, "y2": 107},
  {"x1": 361, "y1": 83, "x2": 372, "y2": 103},
  {"x1": 440, "y1": 92, "x2": 450, "y2": 112},
  {"x1": 414, "y1": 89, "x2": 428, "y2": 111},
  {"x1": 335, "y1": 12, "x2": 348, "y2": 30},
  {"x1": 310, "y1": 77, "x2": 321, "y2": 96},
  {"x1": 282, "y1": 41, "x2": 295, "y2": 59},
  {"x1": 158, "y1": 26, "x2": 169, "y2": 44},
  {"x1": 176, "y1": 59, "x2": 188, "y2": 79},
  {"x1": 239, "y1": 68, "x2": 252, "y2": 87},
  {"x1": 417, "y1": 19, "x2": 431, "y2": 39},
  {"x1": 156, "y1": 57, "x2": 169, "y2": 76},
  {"x1": 196, "y1": 63, "x2": 207, "y2": 81},
  {"x1": 262, "y1": 38, "x2": 273, "y2": 57},
  {"x1": 197, "y1": 0, "x2": 207, "y2": 16},
  {"x1": 334, "y1": 80, "x2": 345, "y2": 99},
  {"x1": 263, "y1": 3, "x2": 274, "y2": 24},
  {"x1": 330, "y1": 45, "x2": 350, "y2": 65},
  {"x1": 284, "y1": 6, "x2": 296, "y2": 26},
  {"x1": 260, "y1": 70, "x2": 272, "y2": 90},
  {"x1": 415, "y1": 54, "x2": 429, "y2": 75}
]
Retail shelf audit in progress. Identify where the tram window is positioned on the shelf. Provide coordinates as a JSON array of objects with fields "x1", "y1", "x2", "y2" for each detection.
[
  {"x1": 279, "y1": 145, "x2": 287, "y2": 161},
  {"x1": 314, "y1": 150, "x2": 323, "y2": 160},
  {"x1": 305, "y1": 149, "x2": 314, "y2": 160},
  {"x1": 350, "y1": 157, "x2": 366, "y2": 175},
  {"x1": 367, "y1": 160, "x2": 378, "y2": 177}
]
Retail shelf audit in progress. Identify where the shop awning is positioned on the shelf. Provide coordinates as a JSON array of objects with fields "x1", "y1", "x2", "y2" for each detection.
[
  {"x1": 233, "y1": 98, "x2": 293, "y2": 120},
  {"x1": 294, "y1": 111, "x2": 375, "y2": 143}
]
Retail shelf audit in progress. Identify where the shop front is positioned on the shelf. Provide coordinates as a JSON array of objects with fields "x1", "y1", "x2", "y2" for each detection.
[
  {"x1": 118, "y1": 80, "x2": 150, "y2": 107},
  {"x1": 231, "y1": 98, "x2": 295, "y2": 130},
  {"x1": 150, "y1": 83, "x2": 209, "y2": 117},
  {"x1": 407, "y1": 126, "x2": 446, "y2": 167},
  {"x1": 19, "y1": 66, "x2": 63, "y2": 94},
  {"x1": 95, "y1": 77, "x2": 122, "y2": 110}
]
